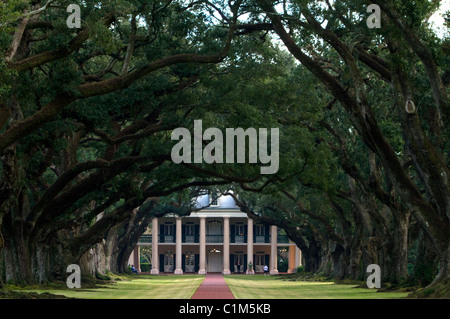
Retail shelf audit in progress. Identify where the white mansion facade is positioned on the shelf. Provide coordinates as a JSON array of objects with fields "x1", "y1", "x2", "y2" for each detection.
[{"x1": 129, "y1": 193, "x2": 302, "y2": 274}]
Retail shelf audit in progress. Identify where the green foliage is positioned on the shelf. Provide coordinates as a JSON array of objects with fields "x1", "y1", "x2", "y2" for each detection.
[
  {"x1": 296, "y1": 265, "x2": 305, "y2": 274},
  {"x1": 139, "y1": 263, "x2": 151, "y2": 272},
  {"x1": 414, "y1": 263, "x2": 437, "y2": 286},
  {"x1": 0, "y1": 58, "x2": 16, "y2": 100},
  {"x1": 0, "y1": 0, "x2": 29, "y2": 31},
  {"x1": 0, "y1": 0, "x2": 447, "y2": 292}
]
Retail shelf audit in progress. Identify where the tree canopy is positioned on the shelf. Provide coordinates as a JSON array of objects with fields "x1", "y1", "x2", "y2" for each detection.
[{"x1": 0, "y1": 0, "x2": 448, "y2": 297}]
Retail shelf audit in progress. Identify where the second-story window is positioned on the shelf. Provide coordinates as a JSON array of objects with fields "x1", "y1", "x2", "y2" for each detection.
[
  {"x1": 255, "y1": 224, "x2": 265, "y2": 243},
  {"x1": 164, "y1": 223, "x2": 174, "y2": 235},
  {"x1": 236, "y1": 224, "x2": 245, "y2": 236},
  {"x1": 185, "y1": 224, "x2": 195, "y2": 243},
  {"x1": 235, "y1": 223, "x2": 245, "y2": 243},
  {"x1": 164, "y1": 223, "x2": 175, "y2": 243},
  {"x1": 255, "y1": 225, "x2": 264, "y2": 236},
  {"x1": 185, "y1": 224, "x2": 195, "y2": 236}
]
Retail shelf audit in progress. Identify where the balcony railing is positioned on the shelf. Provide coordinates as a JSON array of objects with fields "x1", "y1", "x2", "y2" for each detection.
[
  {"x1": 184, "y1": 235, "x2": 199, "y2": 243},
  {"x1": 254, "y1": 235, "x2": 269, "y2": 243},
  {"x1": 139, "y1": 234, "x2": 291, "y2": 244},
  {"x1": 206, "y1": 235, "x2": 223, "y2": 243},
  {"x1": 139, "y1": 234, "x2": 152, "y2": 243},
  {"x1": 234, "y1": 235, "x2": 246, "y2": 243},
  {"x1": 163, "y1": 235, "x2": 174, "y2": 243}
]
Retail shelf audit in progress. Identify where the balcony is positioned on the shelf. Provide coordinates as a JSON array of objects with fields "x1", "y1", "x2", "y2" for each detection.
[
  {"x1": 234, "y1": 235, "x2": 246, "y2": 243},
  {"x1": 139, "y1": 234, "x2": 291, "y2": 244},
  {"x1": 254, "y1": 235, "x2": 269, "y2": 243},
  {"x1": 184, "y1": 235, "x2": 199, "y2": 243},
  {"x1": 206, "y1": 235, "x2": 223, "y2": 243},
  {"x1": 139, "y1": 234, "x2": 152, "y2": 243}
]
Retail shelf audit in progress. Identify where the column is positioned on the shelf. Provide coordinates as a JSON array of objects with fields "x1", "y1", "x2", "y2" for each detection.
[
  {"x1": 133, "y1": 245, "x2": 140, "y2": 272},
  {"x1": 288, "y1": 245, "x2": 295, "y2": 274},
  {"x1": 295, "y1": 246, "x2": 302, "y2": 267},
  {"x1": 198, "y1": 217, "x2": 207, "y2": 274},
  {"x1": 246, "y1": 218, "x2": 254, "y2": 274},
  {"x1": 174, "y1": 217, "x2": 183, "y2": 274},
  {"x1": 270, "y1": 225, "x2": 278, "y2": 275},
  {"x1": 128, "y1": 249, "x2": 134, "y2": 267},
  {"x1": 223, "y1": 217, "x2": 231, "y2": 275},
  {"x1": 151, "y1": 217, "x2": 159, "y2": 274}
]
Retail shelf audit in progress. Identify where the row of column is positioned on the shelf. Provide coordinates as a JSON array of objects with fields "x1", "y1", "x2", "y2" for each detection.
[{"x1": 150, "y1": 217, "x2": 279, "y2": 275}]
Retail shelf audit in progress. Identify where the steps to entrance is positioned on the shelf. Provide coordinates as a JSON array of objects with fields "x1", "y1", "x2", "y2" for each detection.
[{"x1": 191, "y1": 274, "x2": 235, "y2": 299}]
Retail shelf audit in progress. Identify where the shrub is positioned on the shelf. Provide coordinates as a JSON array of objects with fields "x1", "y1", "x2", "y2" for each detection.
[
  {"x1": 140, "y1": 263, "x2": 151, "y2": 272},
  {"x1": 296, "y1": 265, "x2": 305, "y2": 274}
]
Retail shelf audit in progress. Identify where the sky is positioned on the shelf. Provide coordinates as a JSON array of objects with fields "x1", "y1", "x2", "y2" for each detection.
[{"x1": 429, "y1": 0, "x2": 449, "y2": 37}]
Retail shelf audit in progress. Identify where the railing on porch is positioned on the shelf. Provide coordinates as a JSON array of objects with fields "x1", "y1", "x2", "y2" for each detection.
[
  {"x1": 138, "y1": 234, "x2": 291, "y2": 244},
  {"x1": 138, "y1": 234, "x2": 177, "y2": 243},
  {"x1": 139, "y1": 234, "x2": 152, "y2": 243},
  {"x1": 254, "y1": 235, "x2": 269, "y2": 243},
  {"x1": 233, "y1": 235, "x2": 246, "y2": 243},
  {"x1": 184, "y1": 235, "x2": 199, "y2": 243},
  {"x1": 206, "y1": 235, "x2": 223, "y2": 243},
  {"x1": 137, "y1": 234, "x2": 200, "y2": 244}
]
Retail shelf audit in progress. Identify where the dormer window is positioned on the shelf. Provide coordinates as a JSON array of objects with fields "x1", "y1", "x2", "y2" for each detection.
[{"x1": 210, "y1": 192, "x2": 219, "y2": 206}]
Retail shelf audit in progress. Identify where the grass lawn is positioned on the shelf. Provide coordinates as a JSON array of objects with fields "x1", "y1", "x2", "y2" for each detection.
[
  {"x1": 224, "y1": 275, "x2": 410, "y2": 299},
  {"x1": 19, "y1": 275, "x2": 204, "y2": 299},
  {"x1": 13, "y1": 274, "x2": 410, "y2": 299}
]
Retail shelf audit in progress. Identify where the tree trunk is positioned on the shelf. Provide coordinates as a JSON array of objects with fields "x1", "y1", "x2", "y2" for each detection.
[
  {"x1": 431, "y1": 248, "x2": 450, "y2": 286},
  {"x1": 0, "y1": 228, "x2": 4, "y2": 288},
  {"x1": 418, "y1": 227, "x2": 450, "y2": 296},
  {"x1": 2, "y1": 222, "x2": 34, "y2": 285},
  {"x1": 301, "y1": 248, "x2": 320, "y2": 273},
  {"x1": 390, "y1": 212, "x2": 410, "y2": 283},
  {"x1": 330, "y1": 243, "x2": 347, "y2": 279}
]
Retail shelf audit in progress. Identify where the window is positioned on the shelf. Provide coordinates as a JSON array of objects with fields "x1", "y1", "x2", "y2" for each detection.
[
  {"x1": 164, "y1": 223, "x2": 174, "y2": 235},
  {"x1": 234, "y1": 252, "x2": 244, "y2": 273},
  {"x1": 185, "y1": 224, "x2": 195, "y2": 236},
  {"x1": 235, "y1": 224, "x2": 245, "y2": 236},
  {"x1": 255, "y1": 225, "x2": 265, "y2": 243},
  {"x1": 255, "y1": 254, "x2": 265, "y2": 266},
  {"x1": 185, "y1": 251, "x2": 195, "y2": 272},
  {"x1": 185, "y1": 224, "x2": 195, "y2": 243},
  {"x1": 255, "y1": 252, "x2": 265, "y2": 272},
  {"x1": 210, "y1": 192, "x2": 219, "y2": 206},
  {"x1": 164, "y1": 223, "x2": 174, "y2": 242},
  {"x1": 255, "y1": 225, "x2": 264, "y2": 236},
  {"x1": 234, "y1": 223, "x2": 245, "y2": 243},
  {"x1": 164, "y1": 251, "x2": 174, "y2": 272}
]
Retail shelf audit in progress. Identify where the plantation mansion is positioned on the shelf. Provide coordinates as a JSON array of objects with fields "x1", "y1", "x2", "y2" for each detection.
[{"x1": 129, "y1": 193, "x2": 302, "y2": 274}]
